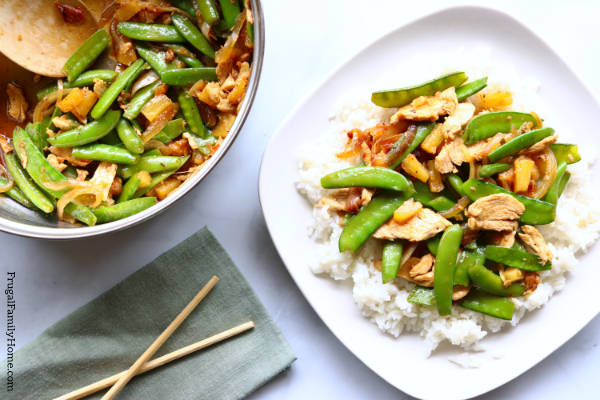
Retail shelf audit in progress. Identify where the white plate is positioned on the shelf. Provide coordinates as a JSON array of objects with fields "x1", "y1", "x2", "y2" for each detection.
[{"x1": 259, "y1": 6, "x2": 600, "y2": 400}]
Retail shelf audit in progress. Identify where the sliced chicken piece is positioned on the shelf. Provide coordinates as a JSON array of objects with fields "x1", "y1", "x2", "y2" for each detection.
[
  {"x1": 452, "y1": 285, "x2": 471, "y2": 301},
  {"x1": 441, "y1": 102, "x2": 476, "y2": 140},
  {"x1": 317, "y1": 188, "x2": 373, "y2": 213},
  {"x1": 523, "y1": 271, "x2": 541, "y2": 295},
  {"x1": 0, "y1": 136, "x2": 12, "y2": 154},
  {"x1": 491, "y1": 229, "x2": 516, "y2": 248},
  {"x1": 391, "y1": 87, "x2": 458, "y2": 123},
  {"x1": 373, "y1": 207, "x2": 451, "y2": 241},
  {"x1": 518, "y1": 225, "x2": 553, "y2": 264},
  {"x1": 396, "y1": 256, "x2": 434, "y2": 287},
  {"x1": 467, "y1": 132, "x2": 512, "y2": 161},
  {"x1": 47, "y1": 154, "x2": 67, "y2": 172},
  {"x1": 519, "y1": 135, "x2": 558, "y2": 155},
  {"x1": 409, "y1": 253, "x2": 434, "y2": 277},
  {"x1": 465, "y1": 193, "x2": 525, "y2": 231},
  {"x1": 434, "y1": 137, "x2": 468, "y2": 174},
  {"x1": 6, "y1": 83, "x2": 28, "y2": 122}
]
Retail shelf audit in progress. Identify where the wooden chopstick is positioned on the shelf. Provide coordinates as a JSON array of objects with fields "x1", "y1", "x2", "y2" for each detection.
[
  {"x1": 101, "y1": 275, "x2": 219, "y2": 400},
  {"x1": 54, "y1": 321, "x2": 255, "y2": 400}
]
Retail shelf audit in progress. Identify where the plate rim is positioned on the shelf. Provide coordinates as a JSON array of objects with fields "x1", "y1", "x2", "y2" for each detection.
[{"x1": 258, "y1": 4, "x2": 600, "y2": 399}]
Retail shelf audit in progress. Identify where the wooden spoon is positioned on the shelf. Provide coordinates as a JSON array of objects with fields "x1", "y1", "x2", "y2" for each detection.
[{"x1": 0, "y1": 0, "x2": 102, "y2": 77}]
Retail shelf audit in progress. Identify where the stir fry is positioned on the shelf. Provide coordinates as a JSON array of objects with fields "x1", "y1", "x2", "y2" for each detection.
[
  {"x1": 0, "y1": 0, "x2": 254, "y2": 225},
  {"x1": 319, "y1": 72, "x2": 581, "y2": 320}
]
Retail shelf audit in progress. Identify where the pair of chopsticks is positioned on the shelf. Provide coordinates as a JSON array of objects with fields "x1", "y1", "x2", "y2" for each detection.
[{"x1": 55, "y1": 276, "x2": 254, "y2": 400}]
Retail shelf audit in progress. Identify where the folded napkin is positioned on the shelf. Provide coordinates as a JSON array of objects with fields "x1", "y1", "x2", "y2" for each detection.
[{"x1": 7, "y1": 227, "x2": 295, "y2": 400}]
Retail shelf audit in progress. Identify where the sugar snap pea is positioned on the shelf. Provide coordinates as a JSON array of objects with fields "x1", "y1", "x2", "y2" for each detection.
[
  {"x1": 382, "y1": 241, "x2": 403, "y2": 283},
  {"x1": 434, "y1": 224, "x2": 463, "y2": 315},
  {"x1": 195, "y1": 0, "x2": 220, "y2": 25},
  {"x1": 321, "y1": 166, "x2": 414, "y2": 192},
  {"x1": 371, "y1": 72, "x2": 467, "y2": 108},
  {"x1": 164, "y1": 44, "x2": 205, "y2": 67},
  {"x1": 160, "y1": 67, "x2": 217, "y2": 85},
  {"x1": 62, "y1": 28, "x2": 110, "y2": 83},
  {"x1": 171, "y1": 14, "x2": 216, "y2": 58},
  {"x1": 550, "y1": 143, "x2": 581, "y2": 165},
  {"x1": 339, "y1": 192, "x2": 411, "y2": 252},
  {"x1": 48, "y1": 110, "x2": 121, "y2": 147},
  {"x1": 136, "y1": 44, "x2": 171, "y2": 75},
  {"x1": 219, "y1": 0, "x2": 242, "y2": 28},
  {"x1": 460, "y1": 289, "x2": 514, "y2": 320},
  {"x1": 412, "y1": 181, "x2": 455, "y2": 212},
  {"x1": 387, "y1": 122, "x2": 435, "y2": 169},
  {"x1": 543, "y1": 161, "x2": 567, "y2": 205},
  {"x1": 124, "y1": 81, "x2": 161, "y2": 121},
  {"x1": 468, "y1": 263, "x2": 525, "y2": 297},
  {"x1": 153, "y1": 118, "x2": 186, "y2": 143},
  {"x1": 3, "y1": 152, "x2": 54, "y2": 213},
  {"x1": 118, "y1": 174, "x2": 141, "y2": 203},
  {"x1": 91, "y1": 59, "x2": 145, "y2": 120},
  {"x1": 117, "y1": 22, "x2": 185, "y2": 42},
  {"x1": 485, "y1": 245, "x2": 551, "y2": 271},
  {"x1": 464, "y1": 111, "x2": 537, "y2": 145},
  {"x1": 461, "y1": 178, "x2": 555, "y2": 225},
  {"x1": 0, "y1": 176, "x2": 32, "y2": 208},
  {"x1": 25, "y1": 122, "x2": 46, "y2": 153},
  {"x1": 488, "y1": 127, "x2": 555, "y2": 162},
  {"x1": 407, "y1": 287, "x2": 436, "y2": 306},
  {"x1": 446, "y1": 174, "x2": 467, "y2": 197},
  {"x1": 94, "y1": 197, "x2": 157, "y2": 223},
  {"x1": 116, "y1": 118, "x2": 145, "y2": 154},
  {"x1": 119, "y1": 155, "x2": 188, "y2": 179},
  {"x1": 178, "y1": 91, "x2": 209, "y2": 138},
  {"x1": 37, "y1": 69, "x2": 118, "y2": 100},
  {"x1": 72, "y1": 144, "x2": 139, "y2": 165},
  {"x1": 454, "y1": 247, "x2": 485, "y2": 287},
  {"x1": 426, "y1": 234, "x2": 441, "y2": 256},
  {"x1": 455, "y1": 77, "x2": 488, "y2": 102},
  {"x1": 478, "y1": 163, "x2": 511, "y2": 178}
]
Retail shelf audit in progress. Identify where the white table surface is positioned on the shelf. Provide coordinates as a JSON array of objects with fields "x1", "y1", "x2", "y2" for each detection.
[{"x1": 2, "y1": 1, "x2": 599, "y2": 399}]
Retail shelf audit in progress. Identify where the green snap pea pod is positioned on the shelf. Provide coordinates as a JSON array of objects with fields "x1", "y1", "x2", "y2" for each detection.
[
  {"x1": 488, "y1": 127, "x2": 555, "y2": 163},
  {"x1": 136, "y1": 44, "x2": 171, "y2": 75},
  {"x1": 62, "y1": 28, "x2": 110, "y2": 82},
  {"x1": 43, "y1": 106, "x2": 63, "y2": 136},
  {"x1": 468, "y1": 263, "x2": 525, "y2": 297},
  {"x1": 116, "y1": 118, "x2": 145, "y2": 154},
  {"x1": 454, "y1": 247, "x2": 485, "y2": 287},
  {"x1": 371, "y1": 72, "x2": 467, "y2": 108},
  {"x1": 446, "y1": 174, "x2": 467, "y2": 197},
  {"x1": 12, "y1": 128, "x2": 96, "y2": 225},
  {"x1": 36, "y1": 70, "x2": 118, "y2": 100},
  {"x1": 117, "y1": 22, "x2": 184, "y2": 42},
  {"x1": 72, "y1": 144, "x2": 139, "y2": 165},
  {"x1": 412, "y1": 181, "x2": 455, "y2": 212},
  {"x1": 91, "y1": 59, "x2": 145, "y2": 120},
  {"x1": 464, "y1": 240, "x2": 479, "y2": 251},
  {"x1": 219, "y1": 0, "x2": 242, "y2": 28},
  {"x1": 170, "y1": 0, "x2": 196, "y2": 17},
  {"x1": 426, "y1": 234, "x2": 441, "y2": 256},
  {"x1": 461, "y1": 178, "x2": 555, "y2": 225},
  {"x1": 48, "y1": 110, "x2": 121, "y2": 147},
  {"x1": 543, "y1": 161, "x2": 567, "y2": 205},
  {"x1": 163, "y1": 44, "x2": 204, "y2": 67},
  {"x1": 460, "y1": 289, "x2": 515, "y2": 320},
  {"x1": 171, "y1": 14, "x2": 216, "y2": 58},
  {"x1": 485, "y1": 245, "x2": 551, "y2": 271},
  {"x1": 123, "y1": 81, "x2": 161, "y2": 121},
  {"x1": 195, "y1": 0, "x2": 220, "y2": 25},
  {"x1": 3, "y1": 152, "x2": 54, "y2": 213},
  {"x1": 143, "y1": 149, "x2": 163, "y2": 157},
  {"x1": 178, "y1": 91, "x2": 209, "y2": 138},
  {"x1": 550, "y1": 143, "x2": 581, "y2": 165},
  {"x1": 455, "y1": 77, "x2": 488, "y2": 102},
  {"x1": 119, "y1": 155, "x2": 188, "y2": 179},
  {"x1": 133, "y1": 170, "x2": 177, "y2": 197},
  {"x1": 118, "y1": 174, "x2": 141, "y2": 203},
  {"x1": 94, "y1": 197, "x2": 157, "y2": 223},
  {"x1": 382, "y1": 241, "x2": 403, "y2": 283},
  {"x1": 321, "y1": 166, "x2": 413, "y2": 193},
  {"x1": 0, "y1": 176, "x2": 32, "y2": 208},
  {"x1": 177, "y1": 53, "x2": 204, "y2": 68},
  {"x1": 160, "y1": 67, "x2": 217, "y2": 85},
  {"x1": 478, "y1": 163, "x2": 511, "y2": 178},
  {"x1": 25, "y1": 123, "x2": 46, "y2": 153},
  {"x1": 558, "y1": 171, "x2": 571, "y2": 197},
  {"x1": 339, "y1": 192, "x2": 410, "y2": 252},
  {"x1": 195, "y1": 136, "x2": 218, "y2": 155},
  {"x1": 153, "y1": 118, "x2": 186, "y2": 143},
  {"x1": 464, "y1": 111, "x2": 538, "y2": 145},
  {"x1": 407, "y1": 287, "x2": 436, "y2": 306},
  {"x1": 387, "y1": 122, "x2": 435, "y2": 169},
  {"x1": 434, "y1": 224, "x2": 463, "y2": 316},
  {"x1": 100, "y1": 130, "x2": 121, "y2": 145}
]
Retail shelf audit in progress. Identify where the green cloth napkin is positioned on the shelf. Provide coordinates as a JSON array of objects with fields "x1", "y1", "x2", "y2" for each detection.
[{"x1": 7, "y1": 227, "x2": 295, "y2": 400}]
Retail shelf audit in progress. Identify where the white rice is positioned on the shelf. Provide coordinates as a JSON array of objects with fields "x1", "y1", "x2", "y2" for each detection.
[{"x1": 295, "y1": 67, "x2": 600, "y2": 355}]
